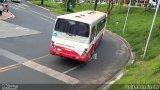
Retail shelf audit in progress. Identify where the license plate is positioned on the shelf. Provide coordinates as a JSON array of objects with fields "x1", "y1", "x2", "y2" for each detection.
[
  {"x1": 57, "y1": 48, "x2": 61, "y2": 52},
  {"x1": 65, "y1": 48, "x2": 72, "y2": 51}
]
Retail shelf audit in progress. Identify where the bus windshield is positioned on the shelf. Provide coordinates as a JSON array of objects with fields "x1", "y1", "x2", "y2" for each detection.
[{"x1": 55, "y1": 18, "x2": 90, "y2": 37}]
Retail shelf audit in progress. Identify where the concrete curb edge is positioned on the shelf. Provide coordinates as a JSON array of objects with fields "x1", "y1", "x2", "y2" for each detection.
[
  {"x1": 27, "y1": 1, "x2": 50, "y2": 12},
  {"x1": 8, "y1": 11, "x2": 15, "y2": 19}
]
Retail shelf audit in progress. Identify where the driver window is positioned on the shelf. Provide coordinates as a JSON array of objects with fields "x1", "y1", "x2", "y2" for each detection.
[{"x1": 90, "y1": 26, "x2": 96, "y2": 43}]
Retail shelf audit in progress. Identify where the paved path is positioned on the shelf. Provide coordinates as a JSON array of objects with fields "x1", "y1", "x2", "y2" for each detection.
[{"x1": 0, "y1": 21, "x2": 41, "y2": 38}]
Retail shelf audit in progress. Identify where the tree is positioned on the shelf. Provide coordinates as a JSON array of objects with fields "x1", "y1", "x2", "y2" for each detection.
[
  {"x1": 41, "y1": 0, "x2": 44, "y2": 5},
  {"x1": 119, "y1": 0, "x2": 124, "y2": 13},
  {"x1": 62, "y1": 0, "x2": 76, "y2": 12},
  {"x1": 106, "y1": 0, "x2": 114, "y2": 22},
  {"x1": 94, "y1": 0, "x2": 98, "y2": 10},
  {"x1": 143, "y1": 0, "x2": 152, "y2": 15}
]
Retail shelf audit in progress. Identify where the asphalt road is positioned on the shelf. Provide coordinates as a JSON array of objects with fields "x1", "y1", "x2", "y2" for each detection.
[{"x1": 0, "y1": 1, "x2": 130, "y2": 90}]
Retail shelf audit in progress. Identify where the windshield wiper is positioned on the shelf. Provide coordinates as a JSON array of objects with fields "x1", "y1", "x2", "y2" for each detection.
[{"x1": 66, "y1": 33, "x2": 76, "y2": 36}]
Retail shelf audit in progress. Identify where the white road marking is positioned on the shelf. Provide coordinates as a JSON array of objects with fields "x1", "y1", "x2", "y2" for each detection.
[
  {"x1": 14, "y1": 4, "x2": 26, "y2": 9},
  {"x1": 0, "y1": 48, "x2": 28, "y2": 63},
  {"x1": 21, "y1": 4, "x2": 30, "y2": 7},
  {"x1": 27, "y1": 1, "x2": 50, "y2": 11},
  {"x1": 50, "y1": 13, "x2": 57, "y2": 17},
  {"x1": 63, "y1": 65, "x2": 80, "y2": 74},
  {"x1": 10, "y1": 3, "x2": 19, "y2": 10},
  {"x1": 30, "y1": 54, "x2": 50, "y2": 61},
  {"x1": 0, "y1": 54, "x2": 50, "y2": 73},
  {"x1": 102, "y1": 70, "x2": 124, "y2": 90},
  {"x1": 16, "y1": 27, "x2": 30, "y2": 31},
  {"x1": 11, "y1": 3, "x2": 56, "y2": 21},
  {"x1": 23, "y1": 61, "x2": 79, "y2": 84},
  {"x1": 50, "y1": 13, "x2": 55, "y2": 16},
  {"x1": 30, "y1": 10, "x2": 55, "y2": 20},
  {"x1": 40, "y1": 17, "x2": 54, "y2": 24},
  {"x1": 0, "y1": 48, "x2": 79, "y2": 84}
]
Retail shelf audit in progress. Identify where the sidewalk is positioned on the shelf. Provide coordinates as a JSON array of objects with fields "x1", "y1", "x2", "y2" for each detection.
[
  {"x1": 0, "y1": 11, "x2": 41, "y2": 38},
  {"x1": 0, "y1": 20, "x2": 41, "y2": 38},
  {"x1": 0, "y1": 11, "x2": 15, "y2": 20}
]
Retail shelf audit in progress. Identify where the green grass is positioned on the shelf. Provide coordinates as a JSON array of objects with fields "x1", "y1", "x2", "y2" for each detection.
[
  {"x1": 28, "y1": 1, "x2": 66, "y2": 14},
  {"x1": 108, "y1": 7, "x2": 160, "y2": 89},
  {"x1": 28, "y1": 0, "x2": 108, "y2": 14},
  {"x1": 109, "y1": 56, "x2": 160, "y2": 89},
  {"x1": 109, "y1": 8, "x2": 160, "y2": 60},
  {"x1": 28, "y1": 1, "x2": 160, "y2": 89}
]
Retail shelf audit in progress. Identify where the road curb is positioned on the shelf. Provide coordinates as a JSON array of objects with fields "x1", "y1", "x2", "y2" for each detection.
[
  {"x1": 8, "y1": 11, "x2": 15, "y2": 19},
  {"x1": 27, "y1": 1, "x2": 50, "y2": 12},
  {"x1": 98, "y1": 30, "x2": 135, "y2": 90},
  {"x1": 26, "y1": 1, "x2": 61, "y2": 16}
]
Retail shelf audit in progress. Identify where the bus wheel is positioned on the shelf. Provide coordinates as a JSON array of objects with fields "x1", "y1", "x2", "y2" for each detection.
[
  {"x1": 88, "y1": 52, "x2": 94, "y2": 62},
  {"x1": 87, "y1": 53, "x2": 92, "y2": 61},
  {"x1": 89, "y1": 54, "x2": 91, "y2": 59}
]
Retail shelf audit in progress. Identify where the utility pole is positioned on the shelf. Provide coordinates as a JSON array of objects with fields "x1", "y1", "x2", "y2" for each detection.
[
  {"x1": 122, "y1": 0, "x2": 131, "y2": 34},
  {"x1": 143, "y1": 0, "x2": 160, "y2": 59},
  {"x1": 94, "y1": 0, "x2": 98, "y2": 10},
  {"x1": 41, "y1": 0, "x2": 44, "y2": 5},
  {"x1": 65, "y1": 0, "x2": 68, "y2": 14}
]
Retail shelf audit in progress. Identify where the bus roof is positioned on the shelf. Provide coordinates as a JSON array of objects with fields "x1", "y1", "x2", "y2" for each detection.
[{"x1": 56, "y1": 10, "x2": 107, "y2": 25}]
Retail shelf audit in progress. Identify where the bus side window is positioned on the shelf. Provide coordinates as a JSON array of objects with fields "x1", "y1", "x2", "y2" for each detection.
[
  {"x1": 90, "y1": 26, "x2": 96, "y2": 43},
  {"x1": 97, "y1": 18, "x2": 106, "y2": 32}
]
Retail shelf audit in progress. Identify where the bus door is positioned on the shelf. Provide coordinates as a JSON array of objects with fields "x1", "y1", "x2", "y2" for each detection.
[{"x1": 89, "y1": 26, "x2": 97, "y2": 53}]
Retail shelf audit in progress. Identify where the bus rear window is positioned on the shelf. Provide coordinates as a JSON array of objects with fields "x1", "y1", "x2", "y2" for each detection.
[{"x1": 55, "y1": 19, "x2": 90, "y2": 37}]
